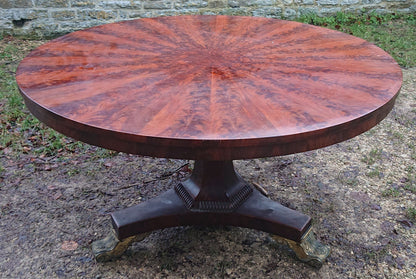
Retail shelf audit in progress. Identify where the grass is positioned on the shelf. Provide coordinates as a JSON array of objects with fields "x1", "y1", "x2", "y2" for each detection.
[
  {"x1": 361, "y1": 148, "x2": 383, "y2": 166},
  {"x1": 407, "y1": 207, "x2": 416, "y2": 221},
  {"x1": 381, "y1": 187, "x2": 401, "y2": 198},
  {"x1": 366, "y1": 166, "x2": 382, "y2": 179},
  {"x1": 363, "y1": 244, "x2": 391, "y2": 261},
  {"x1": 338, "y1": 173, "x2": 359, "y2": 187},
  {"x1": 297, "y1": 12, "x2": 416, "y2": 68},
  {"x1": 403, "y1": 173, "x2": 416, "y2": 193},
  {"x1": 404, "y1": 184, "x2": 416, "y2": 194}
]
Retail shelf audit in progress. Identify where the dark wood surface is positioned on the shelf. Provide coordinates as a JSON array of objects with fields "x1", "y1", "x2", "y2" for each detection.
[
  {"x1": 112, "y1": 188, "x2": 311, "y2": 242},
  {"x1": 16, "y1": 15, "x2": 402, "y2": 160}
]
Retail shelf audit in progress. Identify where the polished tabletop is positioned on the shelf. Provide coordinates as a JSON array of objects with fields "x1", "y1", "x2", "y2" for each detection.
[{"x1": 16, "y1": 15, "x2": 402, "y2": 160}]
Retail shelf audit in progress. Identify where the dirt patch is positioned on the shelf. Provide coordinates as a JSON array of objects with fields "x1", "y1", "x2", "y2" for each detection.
[{"x1": 0, "y1": 38, "x2": 415, "y2": 278}]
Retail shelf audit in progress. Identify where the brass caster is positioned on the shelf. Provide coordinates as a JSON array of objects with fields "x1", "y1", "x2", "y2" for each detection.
[
  {"x1": 92, "y1": 229, "x2": 150, "y2": 262},
  {"x1": 271, "y1": 228, "x2": 330, "y2": 268}
]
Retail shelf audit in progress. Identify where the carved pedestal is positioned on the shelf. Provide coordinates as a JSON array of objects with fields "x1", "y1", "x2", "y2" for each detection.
[{"x1": 92, "y1": 161, "x2": 330, "y2": 267}]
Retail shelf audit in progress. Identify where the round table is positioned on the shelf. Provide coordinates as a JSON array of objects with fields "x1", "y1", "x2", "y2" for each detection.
[{"x1": 16, "y1": 15, "x2": 402, "y2": 267}]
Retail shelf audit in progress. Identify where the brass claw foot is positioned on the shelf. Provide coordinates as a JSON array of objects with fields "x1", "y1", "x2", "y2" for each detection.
[
  {"x1": 92, "y1": 229, "x2": 150, "y2": 262},
  {"x1": 271, "y1": 228, "x2": 330, "y2": 268}
]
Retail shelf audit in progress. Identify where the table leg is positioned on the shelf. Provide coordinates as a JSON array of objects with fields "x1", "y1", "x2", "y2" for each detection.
[{"x1": 92, "y1": 160, "x2": 330, "y2": 266}]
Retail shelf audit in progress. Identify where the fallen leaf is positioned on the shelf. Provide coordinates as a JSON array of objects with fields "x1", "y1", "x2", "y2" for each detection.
[
  {"x1": 47, "y1": 185, "x2": 57, "y2": 190},
  {"x1": 53, "y1": 192, "x2": 62, "y2": 200},
  {"x1": 61, "y1": 240, "x2": 78, "y2": 251}
]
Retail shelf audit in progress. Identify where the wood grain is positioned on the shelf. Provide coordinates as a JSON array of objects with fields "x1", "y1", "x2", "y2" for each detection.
[{"x1": 16, "y1": 15, "x2": 402, "y2": 160}]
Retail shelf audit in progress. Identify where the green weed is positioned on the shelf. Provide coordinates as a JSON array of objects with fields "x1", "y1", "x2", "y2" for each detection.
[
  {"x1": 366, "y1": 166, "x2": 382, "y2": 178},
  {"x1": 406, "y1": 207, "x2": 416, "y2": 221},
  {"x1": 297, "y1": 12, "x2": 416, "y2": 68},
  {"x1": 66, "y1": 168, "x2": 80, "y2": 176},
  {"x1": 337, "y1": 172, "x2": 359, "y2": 187},
  {"x1": 381, "y1": 187, "x2": 400, "y2": 198},
  {"x1": 363, "y1": 244, "x2": 392, "y2": 261},
  {"x1": 404, "y1": 184, "x2": 416, "y2": 194},
  {"x1": 361, "y1": 148, "x2": 383, "y2": 165}
]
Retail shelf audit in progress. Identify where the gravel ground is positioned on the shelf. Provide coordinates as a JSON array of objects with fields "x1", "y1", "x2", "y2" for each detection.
[{"x1": 0, "y1": 43, "x2": 415, "y2": 278}]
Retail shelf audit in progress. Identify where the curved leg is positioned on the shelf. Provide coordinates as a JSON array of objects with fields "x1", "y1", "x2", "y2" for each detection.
[
  {"x1": 92, "y1": 160, "x2": 330, "y2": 266},
  {"x1": 271, "y1": 228, "x2": 330, "y2": 268},
  {"x1": 92, "y1": 229, "x2": 149, "y2": 262}
]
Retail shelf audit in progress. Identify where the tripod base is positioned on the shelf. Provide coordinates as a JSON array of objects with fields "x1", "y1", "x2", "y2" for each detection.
[{"x1": 92, "y1": 161, "x2": 330, "y2": 267}]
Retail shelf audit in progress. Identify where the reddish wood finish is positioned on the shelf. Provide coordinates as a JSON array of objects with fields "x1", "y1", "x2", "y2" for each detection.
[{"x1": 16, "y1": 15, "x2": 402, "y2": 160}]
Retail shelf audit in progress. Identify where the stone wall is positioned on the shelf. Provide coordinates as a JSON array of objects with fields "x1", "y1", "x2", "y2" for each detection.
[{"x1": 0, "y1": 0, "x2": 415, "y2": 38}]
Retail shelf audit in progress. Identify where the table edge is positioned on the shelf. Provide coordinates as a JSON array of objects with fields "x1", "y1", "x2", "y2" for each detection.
[{"x1": 20, "y1": 86, "x2": 400, "y2": 160}]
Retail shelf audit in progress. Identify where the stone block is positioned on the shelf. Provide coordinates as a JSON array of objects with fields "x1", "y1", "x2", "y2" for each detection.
[
  {"x1": 59, "y1": 19, "x2": 105, "y2": 31},
  {"x1": 362, "y1": 0, "x2": 381, "y2": 4},
  {"x1": 0, "y1": 0, "x2": 33, "y2": 8},
  {"x1": 127, "y1": 9, "x2": 148, "y2": 18},
  {"x1": 341, "y1": 0, "x2": 359, "y2": 5},
  {"x1": 388, "y1": 3, "x2": 412, "y2": 9},
  {"x1": 71, "y1": 0, "x2": 96, "y2": 8},
  {"x1": 228, "y1": 0, "x2": 240, "y2": 7},
  {"x1": 319, "y1": 7, "x2": 342, "y2": 16},
  {"x1": 283, "y1": 8, "x2": 297, "y2": 19},
  {"x1": 231, "y1": 0, "x2": 276, "y2": 6},
  {"x1": 143, "y1": 1, "x2": 174, "y2": 9},
  {"x1": 0, "y1": 19, "x2": 13, "y2": 30},
  {"x1": 298, "y1": 6, "x2": 319, "y2": 16},
  {"x1": 117, "y1": 10, "x2": 129, "y2": 19},
  {"x1": 343, "y1": 6, "x2": 365, "y2": 14},
  {"x1": 218, "y1": 8, "x2": 252, "y2": 15},
  {"x1": 51, "y1": 10, "x2": 77, "y2": 20},
  {"x1": 97, "y1": 0, "x2": 142, "y2": 9},
  {"x1": 373, "y1": 8, "x2": 390, "y2": 14},
  {"x1": 360, "y1": 4, "x2": 380, "y2": 12},
  {"x1": 294, "y1": 0, "x2": 314, "y2": 4},
  {"x1": 30, "y1": 19, "x2": 61, "y2": 38},
  {"x1": 207, "y1": 0, "x2": 227, "y2": 8},
  {"x1": 153, "y1": 10, "x2": 179, "y2": 16},
  {"x1": 78, "y1": 9, "x2": 118, "y2": 20},
  {"x1": 2, "y1": 8, "x2": 48, "y2": 20},
  {"x1": 130, "y1": 8, "x2": 179, "y2": 18},
  {"x1": 227, "y1": 0, "x2": 249, "y2": 6},
  {"x1": 200, "y1": 10, "x2": 218, "y2": 15},
  {"x1": 34, "y1": 0, "x2": 69, "y2": 8},
  {"x1": 250, "y1": 0, "x2": 276, "y2": 5},
  {"x1": 317, "y1": 0, "x2": 339, "y2": 5},
  {"x1": 252, "y1": 7, "x2": 282, "y2": 18},
  {"x1": 174, "y1": 0, "x2": 208, "y2": 9}
]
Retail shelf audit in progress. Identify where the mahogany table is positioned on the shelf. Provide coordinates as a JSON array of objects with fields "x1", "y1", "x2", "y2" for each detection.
[{"x1": 16, "y1": 15, "x2": 402, "y2": 267}]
